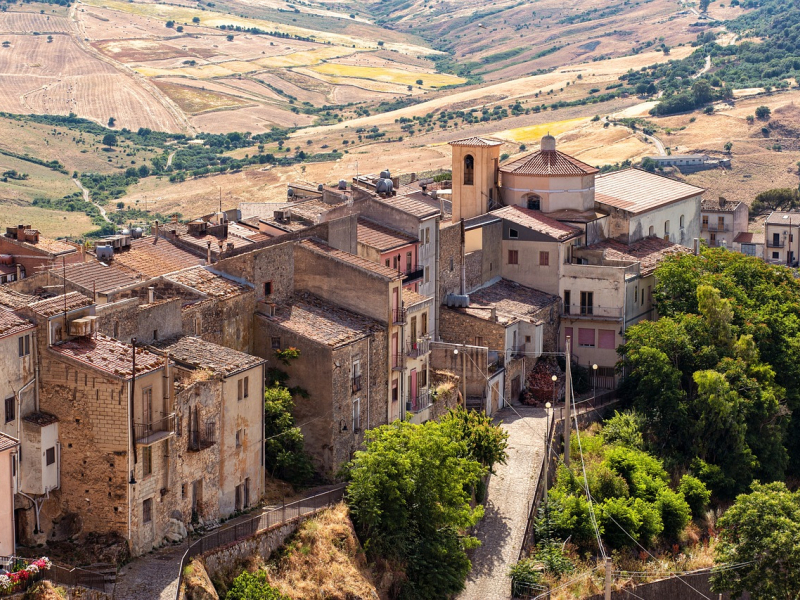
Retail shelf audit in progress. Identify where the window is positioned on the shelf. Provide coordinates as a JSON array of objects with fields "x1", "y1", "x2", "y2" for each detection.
[
  {"x1": 664, "y1": 220, "x2": 670, "y2": 235},
  {"x1": 680, "y1": 215, "x2": 685, "y2": 229},
  {"x1": 509, "y1": 228, "x2": 519, "y2": 239},
  {"x1": 271, "y1": 337, "x2": 281, "y2": 350},
  {"x1": 406, "y1": 252, "x2": 412, "y2": 272},
  {"x1": 421, "y1": 313, "x2": 428, "y2": 336},
  {"x1": 564, "y1": 290, "x2": 571, "y2": 314},
  {"x1": 578, "y1": 328, "x2": 595, "y2": 347},
  {"x1": 194, "y1": 317, "x2": 202, "y2": 335},
  {"x1": 475, "y1": 336, "x2": 484, "y2": 347},
  {"x1": 352, "y1": 360, "x2": 362, "y2": 392},
  {"x1": 580, "y1": 291, "x2": 593, "y2": 316},
  {"x1": 5, "y1": 396, "x2": 14, "y2": 423},
  {"x1": 742, "y1": 244, "x2": 756, "y2": 256},
  {"x1": 525, "y1": 335, "x2": 531, "y2": 343},
  {"x1": 392, "y1": 379, "x2": 398, "y2": 403},
  {"x1": 449, "y1": 258, "x2": 454, "y2": 271},
  {"x1": 526, "y1": 194, "x2": 541, "y2": 211},
  {"x1": 539, "y1": 251, "x2": 549, "y2": 266},
  {"x1": 142, "y1": 446, "x2": 152, "y2": 477},
  {"x1": 353, "y1": 398, "x2": 361, "y2": 432},
  {"x1": 264, "y1": 281, "x2": 272, "y2": 296},
  {"x1": 702, "y1": 215, "x2": 709, "y2": 230},
  {"x1": 641, "y1": 288, "x2": 644, "y2": 305},
  {"x1": 45, "y1": 447, "x2": 55, "y2": 466},
  {"x1": 238, "y1": 376, "x2": 249, "y2": 400},
  {"x1": 153, "y1": 329, "x2": 158, "y2": 341},
  {"x1": 385, "y1": 259, "x2": 390, "y2": 267},
  {"x1": 718, "y1": 216, "x2": 725, "y2": 230},
  {"x1": 424, "y1": 267, "x2": 430, "y2": 283},
  {"x1": 393, "y1": 255, "x2": 399, "y2": 270},
  {"x1": 648, "y1": 225, "x2": 654, "y2": 237},
  {"x1": 508, "y1": 250, "x2": 519, "y2": 265},
  {"x1": 142, "y1": 498, "x2": 152, "y2": 524},
  {"x1": 463, "y1": 154, "x2": 474, "y2": 185},
  {"x1": 18, "y1": 335, "x2": 28, "y2": 357},
  {"x1": 114, "y1": 321, "x2": 119, "y2": 338},
  {"x1": 598, "y1": 329, "x2": 616, "y2": 350},
  {"x1": 236, "y1": 429, "x2": 243, "y2": 448},
  {"x1": 425, "y1": 228, "x2": 430, "y2": 245},
  {"x1": 773, "y1": 252, "x2": 780, "y2": 259},
  {"x1": 238, "y1": 379, "x2": 243, "y2": 400}
]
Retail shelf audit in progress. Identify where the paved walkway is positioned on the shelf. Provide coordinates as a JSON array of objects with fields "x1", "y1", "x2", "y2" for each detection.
[
  {"x1": 114, "y1": 543, "x2": 185, "y2": 600},
  {"x1": 459, "y1": 405, "x2": 548, "y2": 600}
]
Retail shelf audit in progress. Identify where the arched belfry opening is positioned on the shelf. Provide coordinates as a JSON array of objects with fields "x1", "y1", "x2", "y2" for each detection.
[{"x1": 464, "y1": 154, "x2": 474, "y2": 185}]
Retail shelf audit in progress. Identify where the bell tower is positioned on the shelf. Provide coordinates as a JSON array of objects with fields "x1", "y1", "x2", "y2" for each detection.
[{"x1": 448, "y1": 137, "x2": 503, "y2": 223}]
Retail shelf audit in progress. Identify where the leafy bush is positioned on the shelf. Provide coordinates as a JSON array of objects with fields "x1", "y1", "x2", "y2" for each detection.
[
  {"x1": 508, "y1": 559, "x2": 543, "y2": 597},
  {"x1": 656, "y1": 488, "x2": 691, "y2": 539},
  {"x1": 226, "y1": 570, "x2": 289, "y2": 600},
  {"x1": 678, "y1": 475, "x2": 711, "y2": 518},
  {"x1": 601, "y1": 411, "x2": 644, "y2": 449},
  {"x1": 263, "y1": 385, "x2": 314, "y2": 486}
]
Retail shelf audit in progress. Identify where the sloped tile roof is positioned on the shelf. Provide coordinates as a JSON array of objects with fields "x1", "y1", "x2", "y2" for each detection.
[
  {"x1": 448, "y1": 137, "x2": 504, "y2": 147},
  {"x1": 701, "y1": 198, "x2": 743, "y2": 213},
  {"x1": 492, "y1": 205, "x2": 581, "y2": 241},
  {"x1": 28, "y1": 292, "x2": 92, "y2": 317},
  {"x1": 0, "y1": 288, "x2": 38, "y2": 310},
  {"x1": 165, "y1": 266, "x2": 251, "y2": 298},
  {"x1": 4, "y1": 234, "x2": 76, "y2": 256},
  {"x1": 50, "y1": 333, "x2": 163, "y2": 379},
  {"x1": 0, "y1": 432, "x2": 19, "y2": 453},
  {"x1": 357, "y1": 218, "x2": 417, "y2": 251},
  {"x1": 380, "y1": 193, "x2": 441, "y2": 219},
  {"x1": 113, "y1": 236, "x2": 204, "y2": 278},
  {"x1": 583, "y1": 237, "x2": 690, "y2": 276},
  {"x1": 462, "y1": 279, "x2": 559, "y2": 325},
  {"x1": 733, "y1": 232, "x2": 765, "y2": 245},
  {"x1": 297, "y1": 239, "x2": 402, "y2": 279},
  {"x1": 0, "y1": 308, "x2": 34, "y2": 339},
  {"x1": 500, "y1": 149, "x2": 599, "y2": 176},
  {"x1": 154, "y1": 336, "x2": 264, "y2": 376},
  {"x1": 595, "y1": 169, "x2": 705, "y2": 214},
  {"x1": 54, "y1": 261, "x2": 137, "y2": 294},
  {"x1": 264, "y1": 293, "x2": 383, "y2": 348}
]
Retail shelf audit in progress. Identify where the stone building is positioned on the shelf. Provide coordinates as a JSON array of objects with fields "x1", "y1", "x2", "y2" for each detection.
[
  {"x1": 151, "y1": 336, "x2": 265, "y2": 521},
  {"x1": 0, "y1": 225, "x2": 79, "y2": 281},
  {"x1": 699, "y1": 197, "x2": 748, "y2": 249}
]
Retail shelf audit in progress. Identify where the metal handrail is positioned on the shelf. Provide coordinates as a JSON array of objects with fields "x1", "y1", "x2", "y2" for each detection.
[
  {"x1": 174, "y1": 485, "x2": 345, "y2": 600},
  {"x1": 134, "y1": 413, "x2": 176, "y2": 444},
  {"x1": 562, "y1": 304, "x2": 623, "y2": 318}
]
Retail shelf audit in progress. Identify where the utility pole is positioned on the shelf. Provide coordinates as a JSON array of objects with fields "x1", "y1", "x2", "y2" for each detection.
[
  {"x1": 564, "y1": 336, "x2": 572, "y2": 466},
  {"x1": 605, "y1": 556, "x2": 612, "y2": 600}
]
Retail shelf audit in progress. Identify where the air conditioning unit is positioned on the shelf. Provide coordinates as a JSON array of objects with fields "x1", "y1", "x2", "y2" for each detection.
[
  {"x1": 84, "y1": 315, "x2": 98, "y2": 334},
  {"x1": 69, "y1": 318, "x2": 92, "y2": 337}
]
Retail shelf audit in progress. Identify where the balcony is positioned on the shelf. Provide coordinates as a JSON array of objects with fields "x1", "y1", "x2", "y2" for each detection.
[
  {"x1": 391, "y1": 354, "x2": 404, "y2": 371},
  {"x1": 505, "y1": 345, "x2": 525, "y2": 360},
  {"x1": 352, "y1": 374, "x2": 362, "y2": 393},
  {"x1": 767, "y1": 239, "x2": 785, "y2": 248},
  {"x1": 407, "y1": 390, "x2": 431, "y2": 414},
  {"x1": 701, "y1": 224, "x2": 730, "y2": 232},
  {"x1": 135, "y1": 414, "x2": 176, "y2": 445},
  {"x1": 188, "y1": 421, "x2": 216, "y2": 452},
  {"x1": 392, "y1": 308, "x2": 406, "y2": 324},
  {"x1": 407, "y1": 338, "x2": 430, "y2": 359},
  {"x1": 401, "y1": 265, "x2": 425, "y2": 283},
  {"x1": 563, "y1": 304, "x2": 623, "y2": 320}
]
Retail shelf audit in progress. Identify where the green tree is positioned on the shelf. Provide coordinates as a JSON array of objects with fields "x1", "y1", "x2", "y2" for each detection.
[
  {"x1": 699, "y1": 0, "x2": 710, "y2": 11},
  {"x1": 711, "y1": 482, "x2": 800, "y2": 599},
  {"x1": 346, "y1": 418, "x2": 497, "y2": 598},
  {"x1": 264, "y1": 384, "x2": 313, "y2": 485},
  {"x1": 102, "y1": 133, "x2": 117, "y2": 147},
  {"x1": 692, "y1": 80, "x2": 714, "y2": 105},
  {"x1": 226, "y1": 570, "x2": 290, "y2": 600},
  {"x1": 755, "y1": 105, "x2": 771, "y2": 119},
  {"x1": 438, "y1": 408, "x2": 509, "y2": 474},
  {"x1": 724, "y1": 141, "x2": 733, "y2": 152}
]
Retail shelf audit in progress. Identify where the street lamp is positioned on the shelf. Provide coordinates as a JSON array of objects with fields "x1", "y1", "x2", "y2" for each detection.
[
  {"x1": 544, "y1": 401, "x2": 552, "y2": 507},
  {"x1": 592, "y1": 364, "x2": 598, "y2": 404},
  {"x1": 551, "y1": 374, "x2": 558, "y2": 416}
]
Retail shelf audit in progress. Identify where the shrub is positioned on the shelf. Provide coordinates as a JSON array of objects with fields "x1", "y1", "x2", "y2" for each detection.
[
  {"x1": 589, "y1": 465, "x2": 630, "y2": 502},
  {"x1": 508, "y1": 559, "x2": 543, "y2": 597},
  {"x1": 600, "y1": 497, "x2": 642, "y2": 549},
  {"x1": 601, "y1": 410, "x2": 644, "y2": 449},
  {"x1": 226, "y1": 570, "x2": 289, "y2": 600},
  {"x1": 755, "y1": 105, "x2": 771, "y2": 119},
  {"x1": 656, "y1": 488, "x2": 691, "y2": 539},
  {"x1": 679, "y1": 475, "x2": 711, "y2": 518}
]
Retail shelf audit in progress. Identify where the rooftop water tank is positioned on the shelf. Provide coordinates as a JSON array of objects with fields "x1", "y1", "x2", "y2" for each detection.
[
  {"x1": 287, "y1": 187, "x2": 294, "y2": 198},
  {"x1": 132, "y1": 227, "x2": 143, "y2": 239},
  {"x1": 96, "y1": 245, "x2": 114, "y2": 261},
  {"x1": 379, "y1": 169, "x2": 391, "y2": 179},
  {"x1": 376, "y1": 178, "x2": 393, "y2": 195},
  {"x1": 338, "y1": 179, "x2": 347, "y2": 190},
  {"x1": 317, "y1": 183, "x2": 324, "y2": 192}
]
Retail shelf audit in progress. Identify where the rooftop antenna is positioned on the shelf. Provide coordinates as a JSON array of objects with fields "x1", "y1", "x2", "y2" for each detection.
[
  {"x1": 219, "y1": 187, "x2": 222, "y2": 214},
  {"x1": 62, "y1": 256, "x2": 67, "y2": 341}
]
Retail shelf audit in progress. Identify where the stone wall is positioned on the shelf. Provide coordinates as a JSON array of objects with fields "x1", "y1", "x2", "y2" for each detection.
[
  {"x1": 181, "y1": 292, "x2": 255, "y2": 354},
  {"x1": 439, "y1": 307, "x2": 505, "y2": 352},
  {"x1": 95, "y1": 297, "x2": 183, "y2": 343},
  {"x1": 439, "y1": 221, "x2": 463, "y2": 299}
]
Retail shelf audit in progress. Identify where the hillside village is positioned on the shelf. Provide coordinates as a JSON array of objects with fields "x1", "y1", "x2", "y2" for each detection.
[{"x1": 1, "y1": 125, "x2": 796, "y2": 598}]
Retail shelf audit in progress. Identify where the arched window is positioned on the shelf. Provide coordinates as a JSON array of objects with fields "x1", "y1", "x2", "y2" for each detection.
[
  {"x1": 679, "y1": 214, "x2": 685, "y2": 229},
  {"x1": 648, "y1": 225, "x2": 654, "y2": 237},
  {"x1": 525, "y1": 193, "x2": 541, "y2": 211},
  {"x1": 464, "y1": 154, "x2": 474, "y2": 185}
]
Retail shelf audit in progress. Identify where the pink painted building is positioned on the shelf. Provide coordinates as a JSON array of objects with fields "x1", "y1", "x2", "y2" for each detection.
[{"x1": 356, "y1": 218, "x2": 423, "y2": 293}]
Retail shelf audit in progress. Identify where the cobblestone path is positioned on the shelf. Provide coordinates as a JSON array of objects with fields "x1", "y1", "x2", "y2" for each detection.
[
  {"x1": 458, "y1": 405, "x2": 548, "y2": 600},
  {"x1": 114, "y1": 542, "x2": 185, "y2": 600}
]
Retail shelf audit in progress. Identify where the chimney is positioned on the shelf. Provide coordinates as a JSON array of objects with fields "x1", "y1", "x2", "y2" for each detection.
[
  {"x1": 693, "y1": 238, "x2": 700, "y2": 255},
  {"x1": 206, "y1": 240, "x2": 212, "y2": 265},
  {"x1": 153, "y1": 220, "x2": 159, "y2": 238},
  {"x1": 15, "y1": 264, "x2": 21, "y2": 280},
  {"x1": 719, "y1": 196, "x2": 727, "y2": 208},
  {"x1": 148, "y1": 286, "x2": 155, "y2": 304}
]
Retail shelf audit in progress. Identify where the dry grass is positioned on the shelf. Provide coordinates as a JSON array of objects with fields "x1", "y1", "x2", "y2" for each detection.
[
  {"x1": 240, "y1": 503, "x2": 378, "y2": 600},
  {"x1": 308, "y1": 62, "x2": 465, "y2": 88},
  {"x1": 153, "y1": 81, "x2": 251, "y2": 114}
]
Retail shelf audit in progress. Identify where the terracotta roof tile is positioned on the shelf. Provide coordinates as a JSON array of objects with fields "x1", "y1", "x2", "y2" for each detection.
[
  {"x1": 462, "y1": 279, "x2": 559, "y2": 324},
  {"x1": 298, "y1": 239, "x2": 402, "y2": 279},
  {"x1": 595, "y1": 169, "x2": 704, "y2": 214},
  {"x1": 0, "y1": 308, "x2": 34, "y2": 339},
  {"x1": 582, "y1": 237, "x2": 690, "y2": 276},
  {"x1": 0, "y1": 288, "x2": 37, "y2": 310},
  {"x1": 701, "y1": 198, "x2": 743, "y2": 213},
  {"x1": 28, "y1": 292, "x2": 92, "y2": 317},
  {"x1": 0, "y1": 432, "x2": 19, "y2": 453},
  {"x1": 357, "y1": 218, "x2": 417, "y2": 251},
  {"x1": 264, "y1": 293, "x2": 383, "y2": 347},
  {"x1": 448, "y1": 137, "x2": 504, "y2": 147},
  {"x1": 403, "y1": 288, "x2": 430, "y2": 307},
  {"x1": 733, "y1": 232, "x2": 765, "y2": 245},
  {"x1": 50, "y1": 333, "x2": 163, "y2": 379},
  {"x1": 492, "y1": 206, "x2": 581, "y2": 240},
  {"x1": 379, "y1": 193, "x2": 441, "y2": 219},
  {"x1": 54, "y1": 261, "x2": 137, "y2": 294},
  {"x1": 113, "y1": 236, "x2": 204, "y2": 278},
  {"x1": 154, "y1": 336, "x2": 264, "y2": 376},
  {"x1": 5, "y1": 234, "x2": 77, "y2": 256},
  {"x1": 165, "y1": 266, "x2": 251, "y2": 298},
  {"x1": 765, "y1": 211, "x2": 800, "y2": 226},
  {"x1": 500, "y1": 149, "x2": 599, "y2": 176}
]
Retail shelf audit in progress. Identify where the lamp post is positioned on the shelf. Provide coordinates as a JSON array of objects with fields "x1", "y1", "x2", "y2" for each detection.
[
  {"x1": 551, "y1": 374, "x2": 557, "y2": 419},
  {"x1": 592, "y1": 363, "x2": 598, "y2": 405},
  {"x1": 544, "y1": 401, "x2": 552, "y2": 519}
]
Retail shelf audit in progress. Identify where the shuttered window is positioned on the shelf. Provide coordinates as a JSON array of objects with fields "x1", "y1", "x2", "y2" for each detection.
[
  {"x1": 598, "y1": 329, "x2": 616, "y2": 349},
  {"x1": 578, "y1": 328, "x2": 595, "y2": 347}
]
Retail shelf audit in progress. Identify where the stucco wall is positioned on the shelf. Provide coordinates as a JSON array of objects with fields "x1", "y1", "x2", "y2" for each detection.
[{"x1": 500, "y1": 172, "x2": 595, "y2": 213}]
